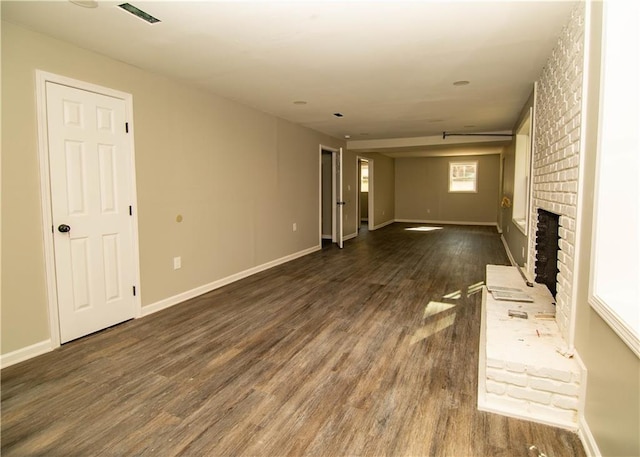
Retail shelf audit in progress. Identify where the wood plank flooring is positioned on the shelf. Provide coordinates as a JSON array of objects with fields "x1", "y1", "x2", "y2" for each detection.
[{"x1": 1, "y1": 223, "x2": 586, "y2": 457}]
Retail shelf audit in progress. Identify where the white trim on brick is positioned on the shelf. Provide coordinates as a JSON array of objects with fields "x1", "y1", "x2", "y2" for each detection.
[{"x1": 530, "y1": 3, "x2": 586, "y2": 346}]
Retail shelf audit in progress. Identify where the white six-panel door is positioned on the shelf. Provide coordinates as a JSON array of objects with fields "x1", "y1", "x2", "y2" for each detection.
[{"x1": 46, "y1": 82, "x2": 136, "y2": 343}]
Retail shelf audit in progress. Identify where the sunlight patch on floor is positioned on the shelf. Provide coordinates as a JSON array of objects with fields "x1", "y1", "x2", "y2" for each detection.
[
  {"x1": 467, "y1": 281, "x2": 485, "y2": 296},
  {"x1": 443, "y1": 289, "x2": 462, "y2": 299},
  {"x1": 404, "y1": 226, "x2": 443, "y2": 232},
  {"x1": 410, "y1": 313, "x2": 456, "y2": 345},
  {"x1": 410, "y1": 301, "x2": 457, "y2": 345},
  {"x1": 443, "y1": 282, "x2": 484, "y2": 300},
  {"x1": 423, "y1": 301, "x2": 456, "y2": 319}
]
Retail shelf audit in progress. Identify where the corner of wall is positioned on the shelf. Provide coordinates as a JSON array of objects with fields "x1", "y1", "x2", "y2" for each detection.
[
  {"x1": 579, "y1": 414, "x2": 602, "y2": 457},
  {"x1": 573, "y1": 351, "x2": 601, "y2": 457}
]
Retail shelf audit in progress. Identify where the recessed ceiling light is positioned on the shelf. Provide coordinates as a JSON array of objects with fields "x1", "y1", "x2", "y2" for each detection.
[
  {"x1": 293, "y1": 100, "x2": 307, "y2": 105},
  {"x1": 333, "y1": 113, "x2": 344, "y2": 118},
  {"x1": 69, "y1": 0, "x2": 98, "y2": 7},
  {"x1": 118, "y1": 3, "x2": 161, "y2": 24},
  {"x1": 453, "y1": 80, "x2": 470, "y2": 86},
  {"x1": 344, "y1": 135, "x2": 351, "y2": 139}
]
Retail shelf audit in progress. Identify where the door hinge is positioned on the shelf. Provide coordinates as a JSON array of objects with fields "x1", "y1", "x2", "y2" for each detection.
[
  {"x1": 133, "y1": 285, "x2": 137, "y2": 296},
  {"x1": 129, "y1": 205, "x2": 133, "y2": 216},
  {"x1": 125, "y1": 122, "x2": 129, "y2": 133}
]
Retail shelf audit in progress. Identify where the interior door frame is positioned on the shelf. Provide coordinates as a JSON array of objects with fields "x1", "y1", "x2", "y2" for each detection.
[
  {"x1": 35, "y1": 70, "x2": 142, "y2": 348},
  {"x1": 357, "y1": 156, "x2": 374, "y2": 232},
  {"x1": 318, "y1": 145, "x2": 342, "y2": 247}
]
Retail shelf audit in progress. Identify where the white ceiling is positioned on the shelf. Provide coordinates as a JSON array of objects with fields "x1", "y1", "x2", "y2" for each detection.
[{"x1": 1, "y1": 0, "x2": 577, "y2": 155}]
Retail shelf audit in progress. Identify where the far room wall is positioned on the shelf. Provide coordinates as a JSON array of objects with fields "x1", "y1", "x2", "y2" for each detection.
[
  {"x1": 349, "y1": 151, "x2": 395, "y2": 230},
  {"x1": 395, "y1": 154, "x2": 500, "y2": 225}
]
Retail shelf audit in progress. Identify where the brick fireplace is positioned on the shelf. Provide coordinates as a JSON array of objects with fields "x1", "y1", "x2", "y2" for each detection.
[
  {"x1": 477, "y1": 2, "x2": 588, "y2": 430},
  {"x1": 528, "y1": 2, "x2": 585, "y2": 344},
  {"x1": 535, "y1": 209, "x2": 560, "y2": 299}
]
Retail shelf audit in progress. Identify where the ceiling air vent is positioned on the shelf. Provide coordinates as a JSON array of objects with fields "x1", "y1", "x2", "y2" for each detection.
[{"x1": 118, "y1": 3, "x2": 161, "y2": 24}]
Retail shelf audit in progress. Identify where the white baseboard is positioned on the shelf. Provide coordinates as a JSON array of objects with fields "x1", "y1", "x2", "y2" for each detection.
[
  {"x1": 578, "y1": 414, "x2": 601, "y2": 457},
  {"x1": 395, "y1": 219, "x2": 499, "y2": 228},
  {"x1": 500, "y1": 234, "x2": 517, "y2": 266},
  {"x1": 572, "y1": 351, "x2": 600, "y2": 457},
  {"x1": 321, "y1": 234, "x2": 332, "y2": 240},
  {"x1": 1, "y1": 339, "x2": 53, "y2": 369},
  {"x1": 371, "y1": 219, "x2": 394, "y2": 230},
  {"x1": 142, "y1": 245, "x2": 321, "y2": 317}
]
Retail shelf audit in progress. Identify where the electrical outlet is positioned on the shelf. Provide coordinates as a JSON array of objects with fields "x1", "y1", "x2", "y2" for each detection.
[
  {"x1": 427, "y1": 208, "x2": 431, "y2": 214},
  {"x1": 173, "y1": 256, "x2": 181, "y2": 270},
  {"x1": 522, "y1": 247, "x2": 525, "y2": 258},
  {"x1": 292, "y1": 223, "x2": 297, "y2": 232}
]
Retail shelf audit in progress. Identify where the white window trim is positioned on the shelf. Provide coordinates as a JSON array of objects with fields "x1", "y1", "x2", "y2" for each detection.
[
  {"x1": 448, "y1": 161, "x2": 478, "y2": 193},
  {"x1": 512, "y1": 103, "x2": 535, "y2": 236},
  {"x1": 588, "y1": 1, "x2": 640, "y2": 358}
]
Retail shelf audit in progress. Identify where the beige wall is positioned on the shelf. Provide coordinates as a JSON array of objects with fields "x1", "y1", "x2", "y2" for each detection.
[
  {"x1": 395, "y1": 154, "x2": 500, "y2": 224},
  {"x1": 1, "y1": 22, "x2": 344, "y2": 355},
  {"x1": 501, "y1": 91, "x2": 534, "y2": 266},
  {"x1": 573, "y1": 3, "x2": 640, "y2": 456}
]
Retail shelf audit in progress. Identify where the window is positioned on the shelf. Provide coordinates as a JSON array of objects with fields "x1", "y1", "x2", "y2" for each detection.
[
  {"x1": 512, "y1": 106, "x2": 533, "y2": 235},
  {"x1": 589, "y1": 1, "x2": 639, "y2": 357},
  {"x1": 449, "y1": 161, "x2": 477, "y2": 192}
]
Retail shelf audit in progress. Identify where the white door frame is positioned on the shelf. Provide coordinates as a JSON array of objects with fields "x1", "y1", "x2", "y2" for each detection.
[
  {"x1": 318, "y1": 145, "x2": 342, "y2": 247},
  {"x1": 368, "y1": 159, "x2": 374, "y2": 230},
  {"x1": 35, "y1": 70, "x2": 142, "y2": 348},
  {"x1": 336, "y1": 147, "x2": 344, "y2": 248}
]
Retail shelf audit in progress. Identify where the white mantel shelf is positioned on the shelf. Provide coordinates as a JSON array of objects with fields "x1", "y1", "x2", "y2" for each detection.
[{"x1": 478, "y1": 265, "x2": 585, "y2": 430}]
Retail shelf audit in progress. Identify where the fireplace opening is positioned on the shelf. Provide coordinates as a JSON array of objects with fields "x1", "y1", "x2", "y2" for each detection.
[{"x1": 535, "y1": 209, "x2": 560, "y2": 298}]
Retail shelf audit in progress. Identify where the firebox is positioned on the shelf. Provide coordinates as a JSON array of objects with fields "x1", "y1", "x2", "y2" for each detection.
[{"x1": 535, "y1": 209, "x2": 560, "y2": 298}]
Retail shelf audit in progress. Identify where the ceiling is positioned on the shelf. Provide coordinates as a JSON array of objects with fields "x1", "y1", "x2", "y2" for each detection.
[{"x1": 1, "y1": 0, "x2": 577, "y2": 156}]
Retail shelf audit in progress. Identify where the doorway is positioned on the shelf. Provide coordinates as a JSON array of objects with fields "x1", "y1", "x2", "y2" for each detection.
[
  {"x1": 319, "y1": 146, "x2": 344, "y2": 248},
  {"x1": 321, "y1": 150, "x2": 333, "y2": 246},
  {"x1": 358, "y1": 158, "x2": 369, "y2": 233},
  {"x1": 36, "y1": 71, "x2": 142, "y2": 345},
  {"x1": 356, "y1": 157, "x2": 374, "y2": 232}
]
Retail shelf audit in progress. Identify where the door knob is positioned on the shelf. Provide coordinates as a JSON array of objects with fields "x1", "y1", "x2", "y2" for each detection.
[{"x1": 58, "y1": 224, "x2": 71, "y2": 233}]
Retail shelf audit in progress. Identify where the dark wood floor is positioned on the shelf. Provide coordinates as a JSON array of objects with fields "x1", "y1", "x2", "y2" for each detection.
[{"x1": 1, "y1": 223, "x2": 586, "y2": 457}]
